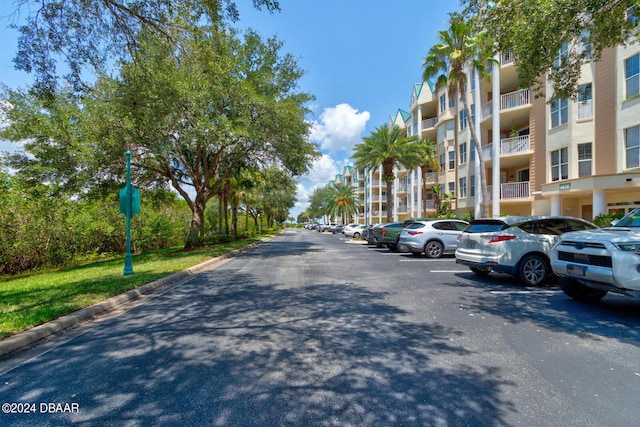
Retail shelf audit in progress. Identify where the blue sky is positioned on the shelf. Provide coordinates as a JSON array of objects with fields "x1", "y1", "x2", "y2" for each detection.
[{"x1": 0, "y1": 0, "x2": 462, "y2": 218}]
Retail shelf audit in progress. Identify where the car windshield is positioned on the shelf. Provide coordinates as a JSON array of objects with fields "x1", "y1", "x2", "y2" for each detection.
[{"x1": 614, "y1": 208, "x2": 640, "y2": 227}]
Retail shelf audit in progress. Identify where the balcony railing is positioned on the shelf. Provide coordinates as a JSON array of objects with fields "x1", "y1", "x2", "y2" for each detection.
[
  {"x1": 422, "y1": 117, "x2": 438, "y2": 130},
  {"x1": 487, "y1": 181, "x2": 530, "y2": 200},
  {"x1": 481, "y1": 88, "x2": 531, "y2": 120},
  {"x1": 482, "y1": 135, "x2": 531, "y2": 158},
  {"x1": 423, "y1": 172, "x2": 438, "y2": 184}
]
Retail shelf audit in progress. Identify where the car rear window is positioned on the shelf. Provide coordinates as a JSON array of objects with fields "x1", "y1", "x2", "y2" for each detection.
[
  {"x1": 406, "y1": 223, "x2": 425, "y2": 229},
  {"x1": 465, "y1": 220, "x2": 508, "y2": 233}
]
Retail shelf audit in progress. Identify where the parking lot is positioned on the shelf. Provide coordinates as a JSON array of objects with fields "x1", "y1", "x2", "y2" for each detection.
[{"x1": 2, "y1": 228, "x2": 640, "y2": 426}]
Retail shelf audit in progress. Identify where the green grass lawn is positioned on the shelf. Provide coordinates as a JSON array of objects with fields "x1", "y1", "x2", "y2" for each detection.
[{"x1": 0, "y1": 235, "x2": 269, "y2": 340}]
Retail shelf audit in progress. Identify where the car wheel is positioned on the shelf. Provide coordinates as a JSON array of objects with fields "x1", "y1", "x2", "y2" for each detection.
[
  {"x1": 424, "y1": 241, "x2": 444, "y2": 258},
  {"x1": 353, "y1": 232, "x2": 360, "y2": 238},
  {"x1": 558, "y1": 277, "x2": 607, "y2": 302},
  {"x1": 411, "y1": 251, "x2": 423, "y2": 257},
  {"x1": 517, "y1": 254, "x2": 549, "y2": 286},
  {"x1": 470, "y1": 267, "x2": 491, "y2": 276},
  {"x1": 387, "y1": 243, "x2": 398, "y2": 252}
]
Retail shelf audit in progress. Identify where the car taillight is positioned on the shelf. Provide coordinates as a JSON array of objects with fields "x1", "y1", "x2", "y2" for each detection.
[
  {"x1": 408, "y1": 231, "x2": 423, "y2": 235},
  {"x1": 382, "y1": 229, "x2": 387, "y2": 236},
  {"x1": 482, "y1": 234, "x2": 516, "y2": 243}
]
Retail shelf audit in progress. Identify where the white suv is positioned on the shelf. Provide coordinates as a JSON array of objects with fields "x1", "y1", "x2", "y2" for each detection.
[
  {"x1": 551, "y1": 207, "x2": 640, "y2": 301},
  {"x1": 456, "y1": 216, "x2": 598, "y2": 286}
]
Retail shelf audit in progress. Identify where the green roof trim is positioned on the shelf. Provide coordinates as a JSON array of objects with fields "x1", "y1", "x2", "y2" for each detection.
[
  {"x1": 414, "y1": 83, "x2": 423, "y2": 98},
  {"x1": 398, "y1": 109, "x2": 412, "y2": 123}
]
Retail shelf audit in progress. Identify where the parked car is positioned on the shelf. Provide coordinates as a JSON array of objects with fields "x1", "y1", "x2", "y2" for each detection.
[
  {"x1": 398, "y1": 219, "x2": 468, "y2": 258},
  {"x1": 366, "y1": 224, "x2": 386, "y2": 245},
  {"x1": 551, "y1": 207, "x2": 640, "y2": 301},
  {"x1": 318, "y1": 224, "x2": 335, "y2": 232},
  {"x1": 344, "y1": 224, "x2": 367, "y2": 238},
  {"x1": 330, "y1": 224, "x2": 346, "y2": 234},
  {"x1": 455, "y1": 216, "x2": 598, "y2": 286},
  {"x1": 375, "y1": 222, "x2": 406, "y2": 251}
]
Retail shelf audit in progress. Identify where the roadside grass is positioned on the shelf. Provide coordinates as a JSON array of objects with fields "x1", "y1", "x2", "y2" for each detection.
[{"x1": 0, "y1": 235, "x2": 269, "y2": 340}]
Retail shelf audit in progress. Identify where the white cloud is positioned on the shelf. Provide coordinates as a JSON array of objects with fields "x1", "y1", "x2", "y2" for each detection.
[
  {"x1": 309, "y1": 103, "x2": 370, "y2": 155},
  {"x1": 302, "y1": 154, "x2": 340, "y2": 187}
]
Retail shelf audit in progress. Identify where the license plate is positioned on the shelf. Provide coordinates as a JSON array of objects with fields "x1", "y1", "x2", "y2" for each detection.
[
  {"x1": 466, "y1": 241, "x2": 477, "y2": 249},
  {"x1": 567, "y1": 264, "x2": 586, "y2": 277}
]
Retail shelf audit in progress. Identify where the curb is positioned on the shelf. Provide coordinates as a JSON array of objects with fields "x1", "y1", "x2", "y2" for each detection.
[{"x1": 0, "y1": 235, "x2": 276, "y2": 358}]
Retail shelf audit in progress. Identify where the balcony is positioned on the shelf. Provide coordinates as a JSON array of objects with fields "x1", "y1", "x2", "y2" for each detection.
[
  {"x1": 481, "y1": 88, "x2": 531, "y2": 120},
  {"x1": 482, "y1": 135, "x2": 531, "y2": 159},
  {"x1": 487, "y1": 181, "x2": 530, "y2": 200},
  {"x1": 421, "y1": 117, "x2": 438, "y2": 130}
]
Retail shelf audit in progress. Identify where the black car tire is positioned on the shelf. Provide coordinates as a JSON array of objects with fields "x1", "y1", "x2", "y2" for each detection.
[
  {"x1": 517, "y1": 254, "x2": 549, "y2": 286},
  {"x1": 353, "y1": 232, "x2": 360, "y2": 238},
  {"x1": 470, "y1": 267, "x2": 491, "y2": 276},
  {"x1": 424, "y1": 241, "x2": 444, "y2": 258},
  {"x1": 558, "y1": 277, "x2": 607, "y2": 301}
]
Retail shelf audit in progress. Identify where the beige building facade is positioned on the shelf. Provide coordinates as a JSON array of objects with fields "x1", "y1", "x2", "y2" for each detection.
[{"x1": 349, "y1": 42, "x2": 640, "y2": 225}]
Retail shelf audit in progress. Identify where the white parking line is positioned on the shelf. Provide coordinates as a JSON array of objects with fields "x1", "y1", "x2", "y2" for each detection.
[
  {"x1": 430, "y1": 270, "x2": 467, "y2": 273},
  {"x1": 489, "y1": 290, "x2": 563, "y2": 295}
]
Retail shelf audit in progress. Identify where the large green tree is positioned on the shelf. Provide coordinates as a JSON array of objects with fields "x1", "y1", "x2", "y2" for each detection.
[
  {"x1": 97, "y1": 27, "x2": 317, "y2": 247},
  {"x1": 2, "y1": 26, "x2": 318, "y2": 248},
  {"x1": 464, "y1": 0, "x2": 640, "y2": 99},
  {"x1": 422, "y1": 13, "x2": 493, "y2": 218},
  {"x1": 352, "y1": 125, "x2": 428, "y2": 223},
  {"x1": 8, "y1": 0, "x2": 281, "y2": 97}
]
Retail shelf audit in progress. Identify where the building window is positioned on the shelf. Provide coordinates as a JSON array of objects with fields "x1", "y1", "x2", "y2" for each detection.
[
  {"x1": 578, "y1": 83, "x2": 592, "y2": 119},
  {"x1": 551, "y1": 97, "x2": 569, "y2": 128},
  {"x1": 578, "y1": 143, "x2": 592, "y2": 177},
  {"x1": 553, "y1": 42, "x2": 569, "y2": 69},
  {"x1": 626, "y1": 126, "x2": 640, "y2": 169},
  {"x1": 460, "y1": 109, "x2": 468, "y2": 130},
  {"x1": 440, "y1": 94, "x2": 446, "y2": 113},
  {"x1": 439, "y1": 153, "x2": 445, "y2": 171},
  {"x1": 459, "y1": 143, "x2": 467, "y2": 165},
  {"x1": 448, "y1": 151, "x2": 455, "y2": 170},
  {"x1": 626, "y1": 54, "x2": 640, "y2": 99},
  {"x1": 470, "y1": 175, "x2": 476, "y2": 196},
  {"x1": 551, "y1": 147, "x2": 568, "y2": 181},
  {"x1": 459, "y1": 177, "x2": 467, "y2": 198},
  {"x1": 448, "y1": 182, "x2": 455, "y2": 197},
  {"x1": 470, "y1": 141, "x2": 476, "y2": 162},
  {"x1": 449, "y1": 94, "x2": 456, "y2": 109}
]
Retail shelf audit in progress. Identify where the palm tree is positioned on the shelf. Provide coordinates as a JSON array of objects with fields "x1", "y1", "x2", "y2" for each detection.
[
  {"x1": 353, "y1": 124, "x2": 427, "y2": 223},
  {"x1": 422, "y1": 12, "x2": 494, "y2": 218},
  {"x1": 326, "y1": 183, "x2": 360, "y2": 225}
]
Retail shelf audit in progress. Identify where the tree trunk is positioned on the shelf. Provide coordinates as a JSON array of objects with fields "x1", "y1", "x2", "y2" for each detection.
[
  {"x1": 184, "y1": 199, "x2": 206, "y2": 249},
  {"x1": 385, "y1": 179, "x2": 393, "y2": 223},
  {"x1": 460, "y1": 93, "x2": 489, "y2": 218}
]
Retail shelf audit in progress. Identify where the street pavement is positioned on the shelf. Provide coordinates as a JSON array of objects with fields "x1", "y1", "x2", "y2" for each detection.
[{"x1": 1, "y1": 229, "x2": 640, "y2": 426}]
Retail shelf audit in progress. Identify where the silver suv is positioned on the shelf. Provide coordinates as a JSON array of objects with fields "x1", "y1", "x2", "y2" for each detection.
[
  {"x1": 456, "y1": 216, "x2": 598, "y2": 286},
  {"x1": 551, "y1": 207, "x2": 640, "y2": 301},
  {"x1": 398, "y1": 219, "x2": 468, "y2": 258}
]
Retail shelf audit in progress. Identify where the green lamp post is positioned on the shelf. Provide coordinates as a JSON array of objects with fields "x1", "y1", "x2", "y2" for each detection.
[{"x1": 119, "y1": 151, "x2": 140, "y2": 275}]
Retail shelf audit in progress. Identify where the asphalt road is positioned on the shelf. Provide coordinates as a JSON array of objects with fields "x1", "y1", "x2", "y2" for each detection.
[{"x1": 1, "y1": 229, "x2": 640, "y2": 426}]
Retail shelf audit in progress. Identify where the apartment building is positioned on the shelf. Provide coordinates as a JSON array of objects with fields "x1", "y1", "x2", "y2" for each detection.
[{"x1": 351, "y1": 42, "x2": 640, "y2": 225}]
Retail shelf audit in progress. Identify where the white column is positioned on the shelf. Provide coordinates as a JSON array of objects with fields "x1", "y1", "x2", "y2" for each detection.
[
  {"x1": 593, "y1": 189, "x2": 607, "y2": 217},
  {"x1": 410, "y1": 169, "x2": 415, "y2": 217},
  {"x1": 417, "y1": 105, "x2": 423, "y2": 133},
  {"x1": 550, "y1": 194, "x2": 561, "y2": 216},
  {"x1": 492, "y1": 54, "x2": 501, "y2": 217},
  {"x1": 473, "y1": 67, "x2": 482, "y2": 219},
  {"x1": 417, "y1": 168, "x2": 423, "y2": 218},
  {"x1": 393, "y1": 166, "x2": 398, "y2": 222}
]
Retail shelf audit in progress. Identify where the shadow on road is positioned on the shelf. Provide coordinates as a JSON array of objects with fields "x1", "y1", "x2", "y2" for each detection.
[
  {"x1": 456, "y1": 271, "x2": 640, "y2": 347},
  {"x1": 2, "y1": 269, "x2": 516, "y2": 426}
]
